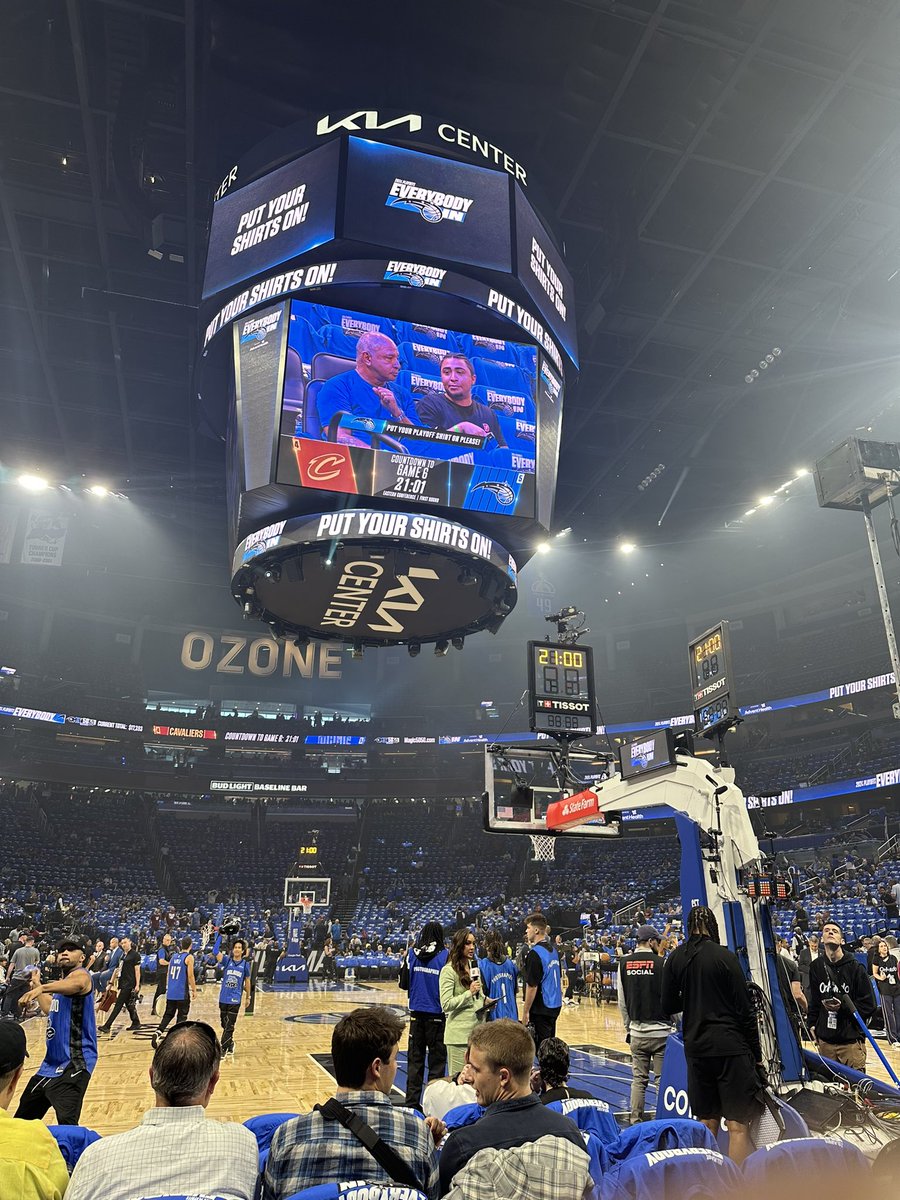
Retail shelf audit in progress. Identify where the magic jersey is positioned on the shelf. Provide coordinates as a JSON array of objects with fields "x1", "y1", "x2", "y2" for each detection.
[
  {"x1": 166, "y1": 951, "x2": 191, "y2": 1001},
  {"x1": 219, "y1": 957, "x2": 251, "y2": 1005},
  {"x1": 37, "y1": 970, "x2": 98, "y2": 1077}
]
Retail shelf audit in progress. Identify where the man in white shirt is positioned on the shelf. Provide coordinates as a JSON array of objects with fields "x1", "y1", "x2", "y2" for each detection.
[{"x1": 65, "y1": 1021, "x2": 258, "y2": 1200}]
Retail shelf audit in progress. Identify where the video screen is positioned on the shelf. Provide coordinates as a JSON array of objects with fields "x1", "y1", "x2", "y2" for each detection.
[
  {"x1": 343, "y1": 137, "x2": 513, "y2": 272},
  {"x1": 618, "y1": 729, "x2": 676, "y2": 780},
  {"x1": 275, "y1": 299, "x2": 538, "y2": 518}
]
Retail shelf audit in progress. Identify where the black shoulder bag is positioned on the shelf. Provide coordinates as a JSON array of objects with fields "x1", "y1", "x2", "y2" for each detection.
[{"x1": 314, "y1": 1098, "x2": 425, "y2": 1192}]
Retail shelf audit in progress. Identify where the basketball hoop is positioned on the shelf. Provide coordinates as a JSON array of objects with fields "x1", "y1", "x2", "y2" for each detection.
[{"x1": 529, "y1": 834, "x2": 557, "y2": 862}]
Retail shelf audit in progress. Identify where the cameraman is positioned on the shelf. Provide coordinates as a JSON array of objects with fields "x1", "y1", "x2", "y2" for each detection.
[{"x1": 808, "y1": 920, "x2": 876, "y2": 1071}]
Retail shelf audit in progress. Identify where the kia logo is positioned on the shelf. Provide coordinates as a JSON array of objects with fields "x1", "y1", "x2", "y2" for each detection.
[{"x1": 307, "y1": 453, "x2": 346, "y2": 481}]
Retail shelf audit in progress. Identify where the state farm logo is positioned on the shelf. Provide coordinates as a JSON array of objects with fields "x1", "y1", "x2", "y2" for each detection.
[{"x1": 307, "y1": 453, "x2": 347, "y2": 482}]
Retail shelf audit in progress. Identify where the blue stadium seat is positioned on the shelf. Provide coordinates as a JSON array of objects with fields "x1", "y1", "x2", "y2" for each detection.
[
  {"x1": 443, "y1": 1101, "x2": 485, "y2": 1131},
  {"x1": 496, "y1": 413, "x2": 536, "y2": 456},
  {"x1": 458, "y1": 333, "x2": 516, "y2": 363},
  {"x1": 309, "y1": 306, "x2": 395, "y2": 339},
  {"x1": 472, "y1": 383, "x2": 535, "y2": 423},
  {"x1": 598, "y1": 1146, "x2": 743, "y2": 1200},
  {"x1": 305, "y1": 352, "x2": 356, "y2": 439},
  {"x1": 471, "y1": 357, "x2": 532, "y2": 394},
  {"x1": 244, "y1": 1112, "x2": 299, "y2": 1169},
  {"x1": 602, "y1": 1119, "x2": 717, "y2": 1166},
  {"x1": 545, "y1": 1097, "x2": 619, "y2": 1144},
  {"x1": 742, "y1": 1136, "x2": 870, "y2": 1185},
  {"x1": 394, "y1": 321, "x2": 458, "y2": 350},
  {"x1": 48, "y1": 1124, "x2": 101, "y2": 1169},
  {"x1": 395, "y1": 370, "x2": 445, "y2": 406},
  {"x1": 287, "y1": 314, "x2": 323, "y2": 372},
  {"x1": 399, "y1": 341, "x2": 445, "y2": 376}
]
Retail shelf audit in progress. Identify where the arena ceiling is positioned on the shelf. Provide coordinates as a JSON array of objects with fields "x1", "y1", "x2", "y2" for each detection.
[{"x1": 4, "y1": 0, "x2": 900, "y2": 560}]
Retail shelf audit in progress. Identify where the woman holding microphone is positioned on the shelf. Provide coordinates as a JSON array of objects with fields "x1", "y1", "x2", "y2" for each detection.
[{"x1": 440, "y1": 929, "x2": 492, "y2": 1072}]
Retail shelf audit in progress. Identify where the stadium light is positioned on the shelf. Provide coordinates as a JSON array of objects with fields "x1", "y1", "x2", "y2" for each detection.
[
  {"x1": 535, "y1": 541, "x2": 551, "y2": 554},
  {"x1": 758, "y1": 495, "x2": 774, "y2": 506},
  {"x1": 434, "y1": 639, "x2": 450, "y2": 657},
  {"x1": 18, "y1": 473, "x2": 49, "y2": 492},
  {"x1": 408, "y1": 642, "x2": 421, "y2": 658},
  {"x1": 794, "y1": 467, "x2": 810, "y2": 477},
  {"x1": 87, "y1": 485, "x2": 109, "y2": 497},
  {"x1": 619, "y1": 541, "x2": 636, "y2": 554}
]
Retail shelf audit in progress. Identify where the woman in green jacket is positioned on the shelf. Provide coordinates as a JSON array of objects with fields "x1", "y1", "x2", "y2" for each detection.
[{"x1": 440, "y1": 928, "x2": 486, "y2": 1073}]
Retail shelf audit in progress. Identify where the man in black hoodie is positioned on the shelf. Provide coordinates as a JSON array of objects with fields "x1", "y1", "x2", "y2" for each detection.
[
  {"x1": 808, "y1": 919, "x2": 876, "y2": 1072},
  {"x1": 660, "y1": 905, "x2": 762, "y2": 1164},
  {"x1": 400, "y1": 921, "x2": 449, "y2": 1109}
]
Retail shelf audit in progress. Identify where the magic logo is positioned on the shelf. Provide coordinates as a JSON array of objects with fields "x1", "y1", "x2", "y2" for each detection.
[{"x1": 386, "y1": 179, "x2": 474, "y2": 223}]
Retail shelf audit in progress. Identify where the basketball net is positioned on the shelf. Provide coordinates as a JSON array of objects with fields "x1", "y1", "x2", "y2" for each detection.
[
  {"x1": 529, "y1": 834, "x2": 556, "y2": 862},
  {"x1": 298, "y1": 898, "x2": 313, "y2": 919}
]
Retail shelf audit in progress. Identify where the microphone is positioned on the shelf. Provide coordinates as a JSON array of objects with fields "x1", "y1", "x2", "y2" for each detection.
[{"x1": 545, "y1": 606, "x2": 579, "y2": 623}]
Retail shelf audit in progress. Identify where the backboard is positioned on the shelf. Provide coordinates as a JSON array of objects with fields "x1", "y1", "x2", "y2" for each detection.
[
  {"x1": 284, "y1": 876, "x2": 331, "y2": 908},
  {"x1": 483, "y1": 744, "x2": 621, "y2": 838}
]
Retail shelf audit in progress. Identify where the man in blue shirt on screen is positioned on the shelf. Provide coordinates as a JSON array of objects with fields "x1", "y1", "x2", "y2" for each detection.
[{"x1": 316, "y1": 332, "x2": 419, "y2": 433}]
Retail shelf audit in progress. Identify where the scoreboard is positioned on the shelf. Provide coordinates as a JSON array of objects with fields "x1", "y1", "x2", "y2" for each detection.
[
  {"x1": 688, "y1": 620, "x2": 740, "y2": 735},
  {"x1": 527, "y1": 641, "x2": 595, "y2": 736}
]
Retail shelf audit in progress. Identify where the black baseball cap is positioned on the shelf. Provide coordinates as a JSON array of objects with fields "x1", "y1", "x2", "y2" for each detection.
[
  {"x1": 0, "y1": 1021, "x2": 28, "y2": 1074},
  {"x1": 636, "y1": 925, "x2": 661, "y2": 943},
  {"x1": 56, "y1": 937, "x2": 87, "y2": 954}
]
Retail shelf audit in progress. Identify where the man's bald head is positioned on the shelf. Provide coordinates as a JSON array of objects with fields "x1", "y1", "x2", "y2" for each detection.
[{"x1": 355, "y1": 333, "x2": 401, "y2": 386}]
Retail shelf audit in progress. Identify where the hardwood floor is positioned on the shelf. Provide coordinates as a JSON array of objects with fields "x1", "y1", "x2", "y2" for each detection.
[{"x1": 11, "y1": 979, "x2": 900, "y2": 1135}]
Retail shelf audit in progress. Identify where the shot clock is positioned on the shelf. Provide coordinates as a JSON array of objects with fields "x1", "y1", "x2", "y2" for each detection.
[
  {"x1": 688, "y1": 620, "x2": 739, "y2": 736},
  {"x1": 527, "y1": 640, "x2": 596, "y2": 737}
]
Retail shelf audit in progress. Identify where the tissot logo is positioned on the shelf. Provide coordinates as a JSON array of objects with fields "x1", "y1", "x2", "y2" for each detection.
[{"x1": 307, "y1": 453, "x2": 348, "y2": 482}]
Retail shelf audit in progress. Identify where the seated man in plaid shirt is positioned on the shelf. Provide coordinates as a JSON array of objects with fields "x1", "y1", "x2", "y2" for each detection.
[{"x1": 263, "y1": 1006, "x2": 445, "y2": 1199}]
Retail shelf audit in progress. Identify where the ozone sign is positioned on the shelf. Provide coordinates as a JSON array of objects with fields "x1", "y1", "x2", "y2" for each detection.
[{"x1": 231, "y1": 509, "x2": 518, "y2": 647}]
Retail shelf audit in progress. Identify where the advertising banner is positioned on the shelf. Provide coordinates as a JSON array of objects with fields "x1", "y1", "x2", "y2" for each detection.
[{"x1": 20, "y1": 511, "x2": 68, "y2": 567}]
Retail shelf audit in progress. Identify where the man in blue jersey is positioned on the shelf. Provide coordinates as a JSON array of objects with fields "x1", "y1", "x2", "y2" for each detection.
[
  {"x1": 478, "y1": 931, "x2": 519, "y2": 1022},
  {"x1": 152, "y1": 935, "x2": 195, "y2": 1048},
  {"x1": 15, "y1": 937, "x2": 97, "y2": 1124},
  {"x1": 400, "y1": 921, "x2": 449, "y2": 1109},
  {"x1": 316, "y1": 332, "x2": 418, "y2": 433},
  {"x1": 521, "y1": 913, "x2": 562, "y2": 1046},
  {"x1": 151, "y1": 931, "x2": 173, "y2": 1016},
  {"x1": 215, "y1": 938, "x2": 252, "y2": 1057}
]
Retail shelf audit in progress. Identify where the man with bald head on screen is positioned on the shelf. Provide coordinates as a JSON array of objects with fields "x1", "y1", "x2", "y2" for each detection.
[{"x1": 316, "y1": 332, "x2": 419, "y2": 434}]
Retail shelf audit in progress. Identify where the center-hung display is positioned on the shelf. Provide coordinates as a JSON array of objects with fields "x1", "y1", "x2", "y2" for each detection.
[{"x1": 275, "y1": 299, "x2": 539, "y2": 519}]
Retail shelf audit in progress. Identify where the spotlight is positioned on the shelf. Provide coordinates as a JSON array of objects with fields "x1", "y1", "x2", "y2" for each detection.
[
  {"x1": 457, "y1": 568, "x2": 477, "y2": 586},
  {"x1": 351, "y1": 644, "x2": 364, "y2": 660},
  {"x1": 451, "y1": 636, "x2": 464, "y2": 651},
  {"x1": 744, "y1": 374, "x2": 755, "y2": 384},
  {"x1": 87, "y1": 484, "x2": 109, "y2": 497},
  {"x1": 263, "y1": 563, "x2": 282, "y2": 583},
  {"x1": 765, "y1": 353, "x2": 775, "y2": 364},
  {"x1": 619, "y1": 541, "x2": 636, "y2": 554},
  {"x1": 434, "y1": 640, "x2": 450, "y2": 657},
  {"x1": 17, "y1": 473, "x2": 48, "y2": 492},
  {"x1": 758, "y1": 495, "x2": 774, "y2": 506},
  {"x1": 794, "y1": 467, "x2": 810, "y2": 477},
  {"x1": 536, "y1": 541, "x2": 551, "y2": 554},
  {"x1": 772, "y1": 346, "x2": 782, "y2": 356},
  {"x1": 408, "y1": 642, "x2": 421, "y2": 657},
  {"x1": 759, "y1": 360, "x2": 768, "y2": 369}
]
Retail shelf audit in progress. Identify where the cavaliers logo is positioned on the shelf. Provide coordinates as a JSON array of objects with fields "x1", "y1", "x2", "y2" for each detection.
[
  {"x1": 306, "y1": 453, "x2": 348, "y2": 482},
  {"x1": 470, "y1": 480, "x2": 516, "y2": 507}
]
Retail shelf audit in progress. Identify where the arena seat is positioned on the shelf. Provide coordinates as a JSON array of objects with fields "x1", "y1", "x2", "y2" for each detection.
[
  {"x1": 470, "y1": 357, "x2": 532, "y2": 395},
  {"x1": 545, "y1": 1097, "x2": 619, "y2": 1144},
  {"x1": 597, "y1": 1146, "x2": 743, "y2": 1200},
  {"x1": 471, "y1": 383, "x2": 534, "y2": 422},
  {"x1": 458, "y1": 333, "x2": 517, "y2": 363},
  {"x1": 741, "y1": 1135, "x2": 870, "y2": 1184},
  {"x1": 396, "y1": 370, "x2": 445, "y2": 405},
  {"x1": 398, "y1": 341, "x2": 444, "y2": 376},
  {"x1": 442, "y1": 1101, "x2": 485, "y2": 1131},
  {"x1": 286, "y1": 316, "x2": 323, "y2": 375},
  {"x1": 393, "y1": 321, "x2": 458, "y2": 350},
  {"x1": 48, "y1": 1124, "x2": 101, "y2": 1169},
  {"x1": 601, "y1": 1119, "x2": 717, "y2": 1165},
  {"x1": 243, "y1": 1112, "x2": 300, "y2": 1169},
  {"x1": 309, "y1": 306, "x2": 395, "y2": 340}
]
